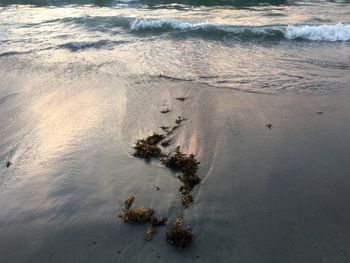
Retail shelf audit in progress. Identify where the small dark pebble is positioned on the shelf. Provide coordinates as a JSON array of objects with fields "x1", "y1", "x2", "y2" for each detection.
[
  {"x1": 160, "y1": 109, "x2": 171, "y2": 114},
  {"x1": 6, "y1": 161, "x2": 12, "y2": 168},
  {"x1": 266, "y1": 123, "x2": 272, "y2": 129},
  {"x1": 175, "y1": 97, "x2": 187, "y2": 102},
  {"x1": 317, "y1": 111, "x2": 324, "y2": 115},
  {"x1": 153, "y1": 185, "x2": 160, "y2": 190},
  {"x1": 93, "y1": 241, "x2": 97, "y2": 245}
]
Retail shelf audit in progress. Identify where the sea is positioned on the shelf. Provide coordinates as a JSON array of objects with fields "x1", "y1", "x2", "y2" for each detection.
[{"x1": 0, "y1": 0, "x2": 349, "y2": 94}]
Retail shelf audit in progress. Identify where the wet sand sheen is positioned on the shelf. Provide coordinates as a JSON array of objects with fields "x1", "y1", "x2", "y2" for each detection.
[{"x1": 1, "y1": 74, "x2": 350, "y2": 262}]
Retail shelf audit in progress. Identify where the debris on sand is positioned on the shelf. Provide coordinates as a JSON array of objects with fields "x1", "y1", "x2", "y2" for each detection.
[
  {"x1": 119, "y1": 207, "x2": 155, "y2": 223},
  {"x1": 175, "y1": 97, "x2": 187, "y2": 102},
  {"x1": 317, "y1": 111, "x2": 324, "y2": 115},
  {"x1": 134, "y1": 143, "x2": 162, "y2": 159},
  {"x1": 145, "y1": 225, "x2": 154, "y2": 241},
  {"x1": 163, "y1": 146, "x2": 200, "y2": 208},
  {"x1": 160, "y1": 126, "x2": 170, "y2": 132},
  {"x1": 119, "y1": 195, "x2": 167, "y2": 242},
  {"x1": 175, "y1": 116, "x2": 186, "y2": 125},
  {"x1": 166, "y1": 216, "x2": 193, "y2": 248},
  {"x1": 160, "y1": 109, "x2": 171, "y2": 114},
  {"x1": 161, "y1": 139, "x2": 172, "y2": 147},
  {"x1": 152, "y1": 217, "x2": 168, "y2": 226},
  {"x1": 123, "y1": 194, "x2": 135, "y2": 210},
  {"x1": 141, "y1": 133, "x2": 165, "y2": 145},
  {"x1": 178, "y1": 174, "x2": 201, "y2": 193},
  {"x1": 133, "y1": 133, "x2": 165, "y2": 159},
  {"x1": 6, "y1": 161, "x2": 12, "y2": 168},
  {"x1": 266, "y1": 123, "x2": 272, "y2": 129},
  {"x1": 163, "y1": 146, "x2": 199, "y2": 176},
  {"x1": 165, "y1": 125, "x2": 179, "y2": 136},
  {"x1": 182, "y1": 193, "x2": 193, "y2": 208},
  {"x1": 152, "y1": 185, "x2": 160, "y2": 191}
]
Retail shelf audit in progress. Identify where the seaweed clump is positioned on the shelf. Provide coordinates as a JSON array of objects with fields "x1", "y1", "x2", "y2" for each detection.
[
  {"x1": 119, "y1": 195, "x2": 168, "y2": 242},
  {"x1": 181, "y1": 193, "x2": 193, "y2": 208},
  {"x1": 166, "y1": 216, "x2": 193, "y2": 248},
  {"x1": 119, "y1": 207, "x2": 155, "y2": 223},
  {"x1": 145, "y1": 216, "x2": 168, "y2": 240},
  {"x1": 161, "y1": 139, "x2": 172, "y2": 147},
  {"x1": 163, "y1": 146, "x2": 199, "y2": 176},
  {"x1": 163, "y1": 146, "x2": 200, "y2": 208},
  {"x1": 133, "y1": 133, "x2": 165, "y2": 159},
  {"x1": 123, "y1": 194, "x2": 135, "y2": 210},
  {"x1": 145, "y1": 225, "x2": 154, "y2": 240},
  {"x1": 152, "y1": 217, "x2": 168, "y2": 226}
]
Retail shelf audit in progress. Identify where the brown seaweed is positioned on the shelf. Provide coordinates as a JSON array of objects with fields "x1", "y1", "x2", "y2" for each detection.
[
  {"x1": 182, "y1": 193, "x2": 193, "y2": 208},
  {"x1": 133, "y1": 133, "x2": 165, "y2": 159},
  {"x1": 162, "y1": 146, "x2": 199, "y2": 176},
  {"x1": 166, "y1": 216, "x2": 193, "y2": 248},
  {"x1": 123, "y1": 194, "x2": 135, "y2": 210},
  {"x1": 119, "y1": 207, "x2": 155, "y2": 223},
  {"x1": 175, "y1": 116, "x2": 186, "y2": 125},
  {"x1": 160, "y1": 126, "x2": 170, "y2": 132},
  {"x1": 161, "y1": 139, "x2": 172, "y2": 147},
  {"x1": 152, "y1": 217, "x2": 168, "y2": 226},
  {"x1": 178, "y1": 174, "x2": 200, "y2": 193},
  {"x1": 145, "y1": 225, "x2": 154, "y2": 241}
]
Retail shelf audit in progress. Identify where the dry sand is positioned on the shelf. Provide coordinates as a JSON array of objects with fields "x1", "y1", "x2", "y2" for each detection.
[{"x1": 1, "y1": 74, "x2": 350, "y2": 262}]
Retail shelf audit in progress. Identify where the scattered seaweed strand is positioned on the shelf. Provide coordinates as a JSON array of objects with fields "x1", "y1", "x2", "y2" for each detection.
[
  {"x1": 123, "y1": 194, "x2": 135, "y2": 210},
  {"x1": 166, "y1": 216, "x2": 193, "y2": 248},
  {"x1": 145, "y1": 225, "x2": 154, "y2": 241},
  {"x1": 133, "y1": 133, "x2": 165, "y2": 159},
  {"x1": 119, "y1": 206, "x2": 155, "y2": 223}
]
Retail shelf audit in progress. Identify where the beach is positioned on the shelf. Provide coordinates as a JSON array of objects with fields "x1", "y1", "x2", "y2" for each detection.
[
  {"x1": 1, "y1": 0, "x2": 350, "y2": 262},
  {"x1": 1, "y1": 73, "x2": 350, "y2": 262}
]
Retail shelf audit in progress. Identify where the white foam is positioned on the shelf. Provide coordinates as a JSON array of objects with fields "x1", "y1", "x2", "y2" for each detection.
[
  {"x1": 285, "y1": 23, "x2": 350, "y2": 41},
  {"x1": 130, "y1": 18, "x2": 210, "y2": 31}
]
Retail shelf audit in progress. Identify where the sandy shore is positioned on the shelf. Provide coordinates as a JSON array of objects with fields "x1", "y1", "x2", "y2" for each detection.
[{"x1": 1, "y1": 75, "x2": 350, "y2": 262}]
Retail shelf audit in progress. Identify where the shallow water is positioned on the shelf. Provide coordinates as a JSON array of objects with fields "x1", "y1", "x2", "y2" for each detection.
[{"x1": 1, "y1": 1, "x2": 350, "y2": 262}]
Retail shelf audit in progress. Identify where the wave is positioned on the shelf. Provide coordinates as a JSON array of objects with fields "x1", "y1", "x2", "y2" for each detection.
[
  {"x1": 285, "y1": 24, "x2": 350, "y2": 41},
  {"x1": 42, "y1": 15, "x2": 350, "y2": 42},
  {"x1": 57, "y1": 40, "x2": 129, "y2": 51},
  {"x1": 130, "y1": 19, "x2": 350, "y2": 41}
]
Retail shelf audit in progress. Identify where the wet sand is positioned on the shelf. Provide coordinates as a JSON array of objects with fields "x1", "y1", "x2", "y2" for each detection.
[{"x1": 1, "y1": 74, "x2": 350, "y2": 262}]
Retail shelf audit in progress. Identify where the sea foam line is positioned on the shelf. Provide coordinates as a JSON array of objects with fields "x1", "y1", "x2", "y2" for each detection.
[{"x1": 285, "y1": 23, "x2": 350, "y2": 41}]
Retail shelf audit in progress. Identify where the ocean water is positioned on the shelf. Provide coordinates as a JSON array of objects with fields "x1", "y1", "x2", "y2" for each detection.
[{"x1": 0, "y1": 0, "x2": 349, "y2": 93}]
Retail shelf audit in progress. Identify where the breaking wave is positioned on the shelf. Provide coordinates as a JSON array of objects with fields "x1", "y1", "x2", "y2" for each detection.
[
  {"x1": 129, "y1": 19, "x2": 350, "y2": 41},
  {"x1": 285, "y1": 24, "x2": 350, "y2": 41},
  {"x1": 46, "y1": 14, "x2": 350, "y2": 41}
]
